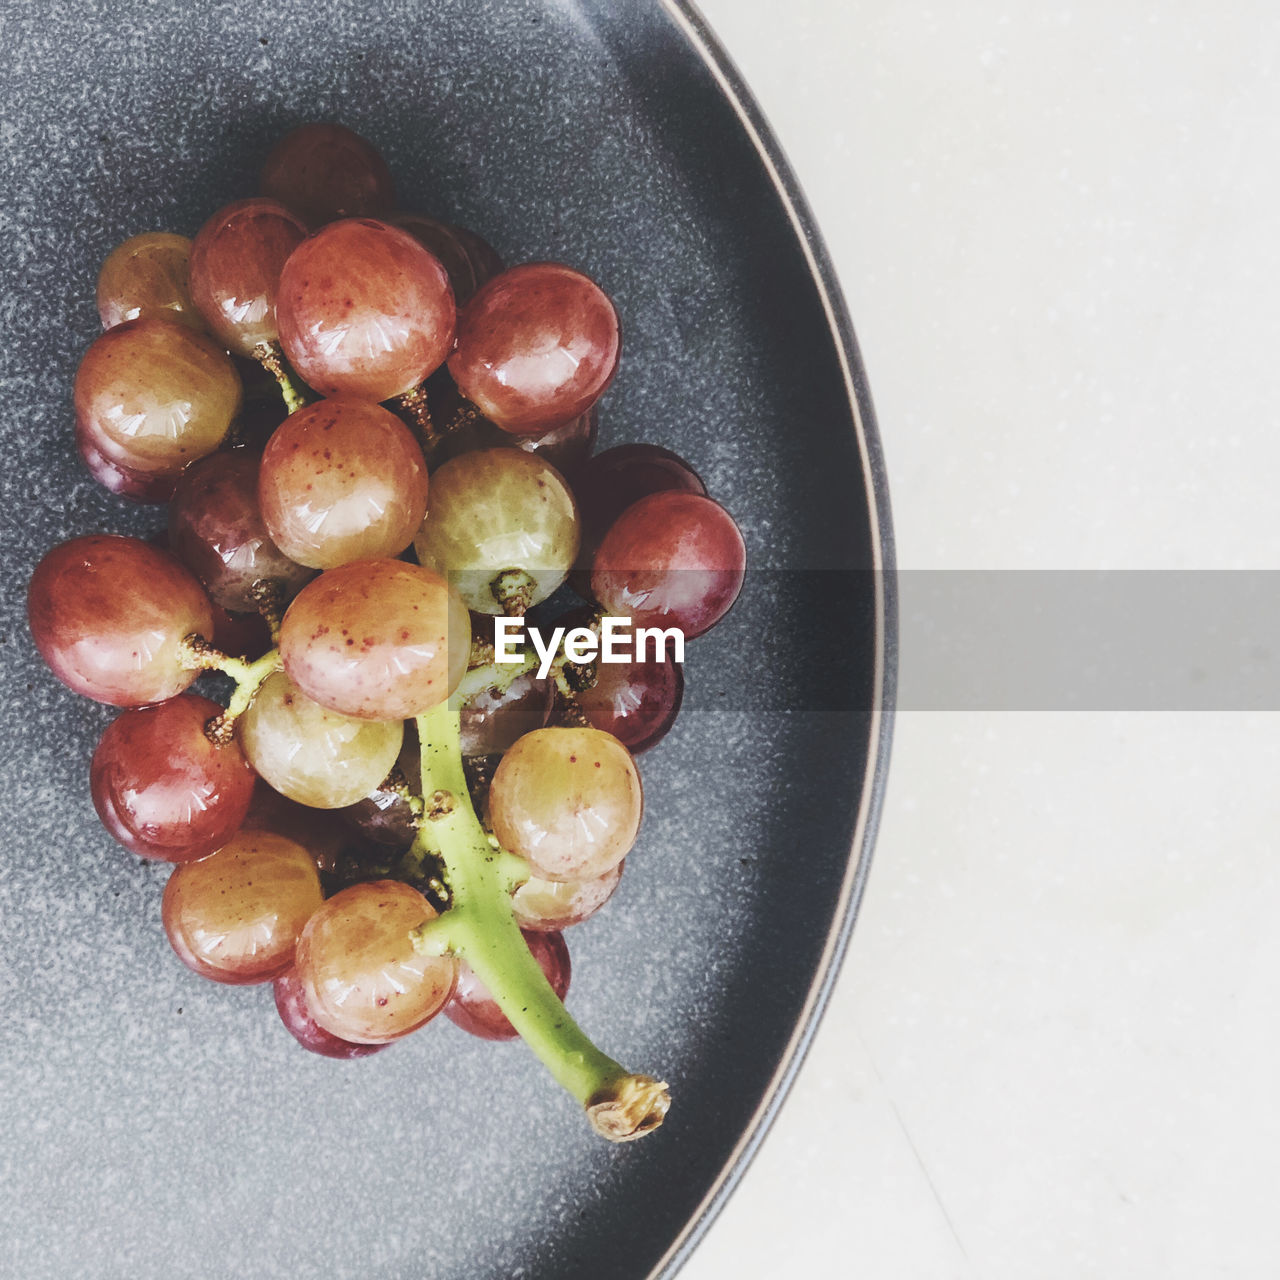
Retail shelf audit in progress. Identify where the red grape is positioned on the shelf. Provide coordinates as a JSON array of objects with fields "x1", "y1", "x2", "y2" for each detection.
[
  {"x1": 188, "y1": 198, "x2": 308, "y2": 356},
  {"x1": 90, "y1": 694, "x2": 256, "y2": 862},
  {"x1": 448, "y1": 263, "x2": 619, "y2": 434},
  {"x1": 97, "y1": 231, "x2": 202, "y2": 332},
  {"x1": 387, "y1": 213, "x2": 482, "y2": 306},
  {"x1": 210, "y1": 604, "x2": 272, "y2": 661},
  {"x1": 260, "y1": 123, "x2": 395, "y2": 227},
  {"x1": 575, "y1": 648, "x2": 683, "y2": 754},
  {"x1": 243, "y1": 780, "x2": 347, "y2": 878},
  {"x1": 446, "y1": 930, "x2": 570, "y2": 1041},
  {"x1": 575, "y1": 443, "x2": 706, "y2": 541},
  {"x1": 74, "y1": 316, "x2": 242, "y2": 474},
  {"x1": 28, "y1": 535, "x2": 214, "y2": 706},
  {"x1": 295, "y1": 880, "x2": 456, "y2": 1043},
  {"x1": 276, "y1": 218, "x2": 455, "y2": 401},
  {"x1": 75, "y1": 417, "x2": 178, "y2": 503},
  {"x1": 258, "y1": 397, "x2": 428, "y2": 568},
  {"x1": 278, "y1": 560, "x2": 470, "y2": 720},
  {"x1": 460, "y1": 667, "x2": 554, "y2": 756},
  {"x1": 590, "y1": 491, "x2": 746, "y2": 639},
  {"x1": 273, "y1": 968, "x2": 389, "y2": 1059},
  {"x1": 168, "y1": 451, "x2": 313, "y2": 611},
  {"x1": 449, "y1": 224, "x2": 505, "y2": 290},
  {"x1": 161, "y1": 830, "x2": 324, "y2": 985}
]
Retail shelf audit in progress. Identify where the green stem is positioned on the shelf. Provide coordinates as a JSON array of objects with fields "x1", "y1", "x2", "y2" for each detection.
[
  {"x1": 179, "y1": 637, "x2": 281, "y2": 745},
  {"x1": 410, "y1": 701, "x2": 669, "y2": 1141},
  {"x1": 253, "y1": 339, "x2": 312, "y2": 414},
  {"x1": 453, "y1": 647, "x2": 538, "y2": 702}
]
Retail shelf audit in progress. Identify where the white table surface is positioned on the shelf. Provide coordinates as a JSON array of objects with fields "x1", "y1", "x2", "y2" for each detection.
[{"x1": 684, "y1": 3, "x2": 1280, "y2": 1276}]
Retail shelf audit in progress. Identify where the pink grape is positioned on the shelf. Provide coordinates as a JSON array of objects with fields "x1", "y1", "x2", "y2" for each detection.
[
  {"x1": 27, "y1": 535, "x2": 214, "y2": 706},
  {"x1": 96, "y1": 232, "x2": 203, "y2": 332},
  {"x1": 278, "y1": 560, "x2": 470, "y2": 721},
  {"x1": 258, "y1": 398, "x2": 428, "y2": 568},
  {"x1": 168, "y1": 451, "x2": 313, "y2": 611},
  {"x1": 590, "y1": 490, "x2": 746, "y2": 639},
  {"x1": 387, "y1": 213, "x2": 483, "y2": 305},
  {"x1": 74, "y1": 316, "x2": 242, "y2": 474},
  {"x1": 511, "y1": 861, "x2": 625, "y2": 932},
  {"x1": 260, "y1": 123, "x2": 395, "y2": 227},
  {"x1": 75, "y1": 417, "x2": 178, "y2": 503},
  {"x1": 90, "y1": 694, "x2": 256, "y2": 862},
  {"x1": 446, "y1": 930, "x2": 570, "y2": 1041},
  {"x1": 448, "y1": 263, "x2": 619, "y2": 434},
  {"x1": 189, "y1": 198, "x2": 308, "y2": 356},
  {"x1": 276, "y1": 218, "x2": 455, "y2": 401},
  {"x1": 273, "y1": 968, "x2": 389, "y2": 1059}
]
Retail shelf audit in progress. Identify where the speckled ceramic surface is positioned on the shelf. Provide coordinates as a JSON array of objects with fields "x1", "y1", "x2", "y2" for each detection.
[{"x1": 0, "y1": 2, "x2": 892, "y2": 1277}]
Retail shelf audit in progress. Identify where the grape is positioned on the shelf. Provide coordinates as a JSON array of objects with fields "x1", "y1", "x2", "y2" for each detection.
[
  {"x1": 243, "y1": 780, "x2": 348, "y2": 877},
  {"x1": 512, "y1": 861, "x2": 625, "y2": 932},
  {"x1": 446, "y1": 930, "x2": 570, "y2": 1041},
  {"x1": 574, "y1": 647, "x2": 684, "y2": 754},
  {"x1": 294, "y1": 880, "x2": 456, "y2": 1043},
  {"x1": 238, "y1": 670, "x2": 404, "y2": 809},
  {"x1": 276, "y1": 218, "x2": 455, "y2": 401},
  {"x1": 460, "y1": 667, "x2": 553, "y2": 756},
  {"x1": 449, "y1": 224, "x2": 505, "y2": 291},
  {"x1": 342, "y1": 739, "x2": 421, "y2": 848},
  {"x1": 448, "y1": 262, "x2": 619, "y2": 434},
  {"x1": 575, "y1": 443, "x2": 707, "y2": 541},
  {"x1": 278, "y1": 559, "x2": 470, "y2": 720},
  {"x1": 90, "y1": 694, "x2": 256, "y2": 862},
  {"x1": 74, "y1": 316, "x2": 242, "y2": 474},
  {"x1": 428, "y1": 371, "x2": 597, "y2": 477},
  {"x1": 27, "y1": 535, "x2": 214, "y2": 706},
  {"x1": 97, "y1": 232, "x2": 202, "y2": 332},
  {"x1": 258, "y1": 397, "x2": 429, "y2": 568},
  {"x1": 260, "y1": 123, "x2": 395, "y2": 227},
  {"x1": 168, "y1": 451, "x2": 313, "y2": 611},
  {"x1": 388, "y1": 213, "x2": 481, "y2": 305},
  {"x1": 413, "y1": 449, "x2": 580, "y2": 614},
  {"x1": 188, "y1": 198, "x2": 308, "y2": 356},
  {"x1": 273, "y1": 968, "x2": 389, "y2": 1059},
  {"x1": 489, "y1": 727, "x2": 643, "y2": 882},
  {"x1": 75, "y1": 417, "x2": 178, "y2": 503},
  {"x1": 161, "y1": 829, "x2": 323, "y2": 985},
  {"x1": 210, "y1": 604, "x2": 272, "y2": 662},
  {"x1": 590, "y1": 491, "x2": 746, "y2": 639}
]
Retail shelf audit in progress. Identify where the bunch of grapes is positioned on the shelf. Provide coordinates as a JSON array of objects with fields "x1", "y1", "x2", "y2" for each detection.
[{"x1": 28, "y1": 123, "x2": 746, "y2": 1142}]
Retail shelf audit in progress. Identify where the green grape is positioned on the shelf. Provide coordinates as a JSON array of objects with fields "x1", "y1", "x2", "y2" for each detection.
[
  {"x1": 413, "y1": 449, "x2": 579, "y2": 614},
  {"x1": 239, "y1": 670, "x2": 404, "y2": 808}
]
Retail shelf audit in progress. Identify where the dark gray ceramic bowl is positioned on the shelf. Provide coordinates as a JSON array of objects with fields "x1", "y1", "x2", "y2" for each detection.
[{"x1": 0, "y1": 2, "x2": 894, "y2": 1276}]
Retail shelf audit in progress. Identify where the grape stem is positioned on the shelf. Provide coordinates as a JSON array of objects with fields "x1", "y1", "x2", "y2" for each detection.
[
  {"x1": 408, "y1": 701, "x2": 670, "y2": 1142},
  {"x1": 253, "y1": 340, "x2": 312, "y2": 414},
  {"x1": 178, "y1": 637, "x2": 282, "y2": 745}
]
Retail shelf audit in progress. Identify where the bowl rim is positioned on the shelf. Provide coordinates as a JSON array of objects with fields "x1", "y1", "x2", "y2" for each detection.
[{"x1": 650, "y1": 3, "x2": 898, "y2": 1275}]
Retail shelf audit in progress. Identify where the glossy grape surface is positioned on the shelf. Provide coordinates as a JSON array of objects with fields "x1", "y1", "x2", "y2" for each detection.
[
  {"x1": 590, "y1": 490, "x2": 746, "y2": 639},
  {"x1": 489, "y1": 727, "x2": 643, "y2": 882},
  {"x1": 243, "y1": 781, "x2": 348, "y2": 878},
  {"x1": 168, "y1": 451, "x2": 312, "y2": 611},
  {"x1": 511, "y1": 860, "x2": 625, "y2": 932},
  {"x1": 413, "y1": 449, "x2": 579, "y2": 614},
  {"x1": 575, "y1": 649, "x2": 684, "y2": 754},
  {"x1": 259, "y1": 398, "x2": 428, "y2": 568},
  {"x1": 74, "y1": 316, "x2": 242, "y2": 473},
  {"x1": 273, "y1": 968, "x2": 388, "y2": 1059},
  {"x1": 460, "y1": 668, "x2": 554, "y2": 757},
  {"x1": 575, "y1": 443, "x2": 707, "y2": 540},
  {"x1": 161, "y1": 829, "x2": 323, "y2": 984},
  {"x1": 295, "y1": 880, "x2": 456, "y2": 1043},
  {"x1": 97, "y1": 232, "x2": 202, "y2": 331},
  {"x1": 276, "y1": 218, "x2": 455, "y2": 401},
  {"x1": 449, "y1": 263, "x2": 619, "y2": 434},
  {"x1": 445, "y1": 930, "x2": 570, "y2": 1041},
  {"x1": 341, "y1": 740, "x2": 421, "y2": 849},
  {"x1": 388, "y1": 213, "x2": 482, "y2": 305},
  {"x1": 279, "y1": 560, "x2": 470, "y2": 720},
  {"x1": 75, "y1": 417, "x2": 178, "y2": 503},
  {"x1": 28, "y1": 535, "x2": 214, "y2": 706},
  {"x1": 260, "y1": 123, "x2": 395, "y2": 227},
  {"x1": 239, "y1": 670, "x2": 404, "y2": 809},
  {"x1": 91, "y1": 694, "x2": 255, "y2": 862},
  {"x1": 189, "y1": 198, "x2": 308, "y2": 356}
]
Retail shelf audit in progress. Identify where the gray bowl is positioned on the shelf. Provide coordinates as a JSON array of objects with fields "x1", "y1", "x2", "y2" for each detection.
[{"x1": 0, "y1": 2, "x2": 894, "y2": 1276}]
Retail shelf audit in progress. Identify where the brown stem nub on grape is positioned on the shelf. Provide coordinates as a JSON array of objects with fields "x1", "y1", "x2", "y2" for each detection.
[
  {"x1": 253, "y1": 339, "x2": 312, "y2": 414},
  {"x1": 392, "y1": 383, "x2": 436, "y2": 449},
  {"x1": 249, "y1": 578, "x2": 286, "y2": 643},
  {"x1": 586, "y1": 1075, "x2": 672, "y2": 1143},
  {"x1": 490, "y1": 567, "x2": 536, "y2": 616}
]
